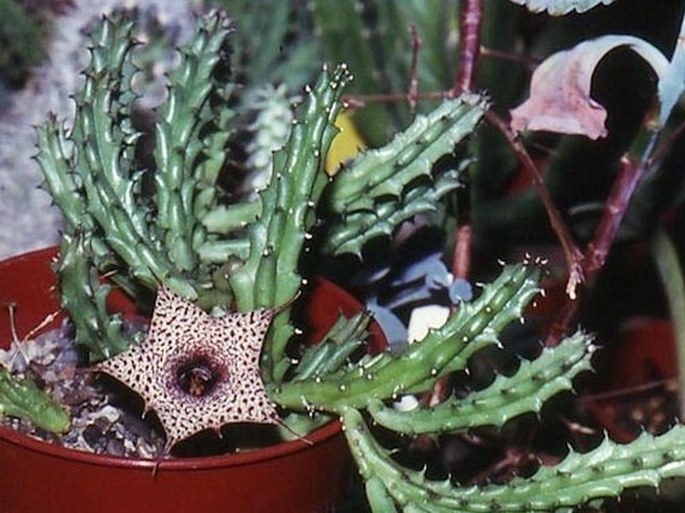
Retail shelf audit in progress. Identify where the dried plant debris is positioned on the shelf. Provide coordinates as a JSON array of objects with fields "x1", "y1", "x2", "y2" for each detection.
[{"x1": 0, "y1": 321, "x2": 165, "y2": 458}]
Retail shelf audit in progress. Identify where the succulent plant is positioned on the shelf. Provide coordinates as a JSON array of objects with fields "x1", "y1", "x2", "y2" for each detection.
[
  {"x1": 2, "y1": 7, "x2": 685, "y2": 513},
  {"x1": 0, "y1": 366, "x2": 69, "y2": 433}
]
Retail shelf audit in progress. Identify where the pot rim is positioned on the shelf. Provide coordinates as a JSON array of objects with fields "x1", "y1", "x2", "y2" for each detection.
[
  {"x1": 0, "y1": 418, "x2": 342, "y2": 471},
  {"x1": 0, "y1": 246, "x2": 347, "y2": 472}
]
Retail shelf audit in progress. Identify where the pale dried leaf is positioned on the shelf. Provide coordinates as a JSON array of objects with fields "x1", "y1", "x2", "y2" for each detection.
[
  {"x1": 658, "y1": 16, "x2": 685, "y2": 124},
  {"x1": 508, "y1": 0, "x2": 617, "y2": 16},
  {"x1": 510, "y1": 35, "x2": 669, "y2": 139}
]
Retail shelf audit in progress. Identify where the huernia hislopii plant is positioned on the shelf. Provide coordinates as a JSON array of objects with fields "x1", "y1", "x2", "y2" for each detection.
[{"x1": 0, "y1": 8, "x2": 685, "y2": 513}]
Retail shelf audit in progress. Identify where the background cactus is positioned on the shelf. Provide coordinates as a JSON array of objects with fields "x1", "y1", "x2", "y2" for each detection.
[
  {"x1": 18, "y1": 6, "x2": 685, "y2": 513},
  {"x1": 240, "y1": 84, "x2": 295, "y2": 196},
  {"x1": 0, "y1": 0, "x2": 198, "y2": 260},
  {"x1": 0, "y1": 0, "x2": 45, "y2": 88}
]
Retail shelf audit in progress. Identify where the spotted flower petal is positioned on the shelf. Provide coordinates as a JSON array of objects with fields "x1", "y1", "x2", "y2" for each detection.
[{"x1": 97, "y1": 286, "x2": 279, "y2": 449}]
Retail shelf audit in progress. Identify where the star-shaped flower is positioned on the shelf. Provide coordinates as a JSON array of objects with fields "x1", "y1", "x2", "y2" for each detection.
[{"x1": 96, "y1": 285, "x2": 280, "y2": 449}]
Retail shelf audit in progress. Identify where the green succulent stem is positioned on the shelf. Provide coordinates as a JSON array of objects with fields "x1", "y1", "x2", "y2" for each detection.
[
  {"x1": 272, "y1": 264, "x2": 540, "y2": 412},
  {"x1": 367, "y1": 331, "x2": 594, "y2": 435},
  {"x1": 0, "y1": 367, "x2": 70, "y2": 434},
  {"x1": 35, "y1": 119, "x2": 89, "y2": 234},
  {"x1": 201, "y1": 201, "x2": 262, "y2": 235},
  {"x1": 329, "y1": 95, "x2": 483, "y2": 213},
  {"x1": 229, "y1": 64, "x2": 352, "y2": 384},
  {"x1": 652, "y1": 228, "x2": 685, "y2": 416},
  {"x1": 344, "y1": 406, "x2": 685, "y2": 513},
  {"x1": 291, "y1": 311, "x2": 372, "y2": 382},
  {"x1": 36, "y1": 11, "x2": 243, "y2": 359},
  {"x1": 56, "y1": 233, "x2": 132, "y2": 361},
  {"x1": 325, "y1": 96, "x2": 483, "y2": 256},
  {"x1": 153, "y1": 11, "x2": 234, "y2": 272},
  {"x1": 30, "y1": 10, "x2": 685, "y2": 513},
  {"x1": 229, "y1": 65, "x2": 350, "y2": 310},
  {"x1": 66, "y1": 12, "x2": 199, "y2": 299}
]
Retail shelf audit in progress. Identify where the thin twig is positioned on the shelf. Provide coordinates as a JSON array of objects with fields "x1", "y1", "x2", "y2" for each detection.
[
  {"x1": 484, "y1": 110, "x2": 585, "y2": 297},
  {"x1": 580, "y1": 377, "x2": 677, "y2": 402},
  {"x1": 407, "y1": 24, "x2": 422, "y2": 114},
  {"x1": 22, "y1": 311, "x2": 60, "y2": 342},
  {"x1": 451, "y1": 224, "x2": 472, "y2": 280},
  {"x1": 342, "y1": 91, "x2": 446, "y2": 108},
  {"x1": 4, "y1": 304, "x2": 59, "y2": 369},
  {"x1": 451, "y1": 0, "x2": 483, "y2": 96},
  {"x1": 7, "y1": 303, "x2": 19, "y2": 343},
  {"x1": 426, "y1": 0, "x2": 485, "y2": 408},
  {"x1": 544, "y1": 297, "x2": 579, "y2": 347},
  {"x1": 546, "y1": 139, "x2": 659, "y2": 345},
  {"x1": 585, "y1": 156, "x2": 643, "y2": 272},
  {"x1": 479, "y1": 46, "x2": 541, "y2": 70},
  {"x1": 447, "y1": 0, "x2": 485, "y2": 280}
]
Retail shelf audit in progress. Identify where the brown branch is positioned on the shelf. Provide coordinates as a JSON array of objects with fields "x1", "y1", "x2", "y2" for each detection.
[
  {"x1": 544, "y1": 297, "x2": 580, "y2": 347},
  {"x1": 484, "y1": 110, "x2": 585, "y2": 297},
  {"x1": 427, "y1": 0, "x2": 484, "y2": 408},
  {"x1": 451, "y1": 0, "x2": 484, "y2": 96},
  {"x1": 479, "y1": 46, "x2": 541, "y2": 70},
  {"x1": 446, "y1": 0, "x2": 485, "y2": 280},
  {"x1": 581, "y1": 377, "x2": 677, "y2": 402},
  {"x1": 585, "y1": 156, "x2": 642, "y2": 272},
  {"x1": 342, "y1": 91, "x2": 446, "y2": 109},
  {"x1": 407, "y1": 24, "x2": 422, "y2": 114},
  {"x1": 451, "y1": 224, "x2": 472, "y2": 279},
  {"x1": 546, "y1": 154, "x2": 649, "y2": 345}
]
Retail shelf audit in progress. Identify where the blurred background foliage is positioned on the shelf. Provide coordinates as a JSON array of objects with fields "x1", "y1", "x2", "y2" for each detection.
[{"x1": 3, "y1": 0, "x2": 685, "y2": 330}]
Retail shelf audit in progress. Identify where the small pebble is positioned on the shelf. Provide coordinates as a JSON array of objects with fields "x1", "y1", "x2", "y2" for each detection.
[{"x1": 1, "y1": 326, "x2": 166, "y2": 459}]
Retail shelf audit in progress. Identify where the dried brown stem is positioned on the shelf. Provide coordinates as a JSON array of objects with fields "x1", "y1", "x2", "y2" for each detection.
[
  {"x1": 545, "y1": 154, "x2": 650, "y2": 345},
  {"x1": 484, "y1": 110, "x2": 585, "y2": 296},
  {"x1": 480, "y1": 46, "x2": 541, "y2": 70},
  {"x1": 451, "y1": 224, "x2": 473, "y2": 279},
  {"x1": 585, "y1": 156, "x2": 642, "y2": 272},
  {"x1": 342, "y1": 91, "x2": 446, "y2": 108},
  {"x1": 407, "y1": 24, "x2": 422, "y2": 114},
  {"x1": 427, "y1": 0, "x2": 484, "y2": 409},
  {"x1": 581, "y1": 377, "x2": 677, "y2": 402},
  {"x1": 452, "y1": 0, "x2": 483, "y2": 96},
  {"x1": 544, "y1": 298, "x2": 580, "y2": 347},
  {"x1": 445, "y1": 0, "x2": 485, "y2": 281}
]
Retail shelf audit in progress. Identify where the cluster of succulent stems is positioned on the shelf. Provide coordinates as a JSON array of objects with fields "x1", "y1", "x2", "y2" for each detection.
[{"x1": 2, "y1": 8, "x2": 685, "y2": 513}]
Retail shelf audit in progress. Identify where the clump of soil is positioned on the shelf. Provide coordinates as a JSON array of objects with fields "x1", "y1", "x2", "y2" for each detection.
[{"x1": 0, "y1": 321, "x2": 166, "y2": 458}]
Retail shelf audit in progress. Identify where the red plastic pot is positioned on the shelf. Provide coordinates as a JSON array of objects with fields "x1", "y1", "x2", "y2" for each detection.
[
  {"x1": 584, "y1": 318, "x2": 676, "y2": 443},
  {"x1": 0, "y1": 247, "x2": 384, "y2": 513}
]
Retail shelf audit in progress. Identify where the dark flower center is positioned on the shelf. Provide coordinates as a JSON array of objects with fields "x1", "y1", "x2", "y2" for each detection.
[{"x1": 176, "y1": 356, "x2": 221, "y2": 397}]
